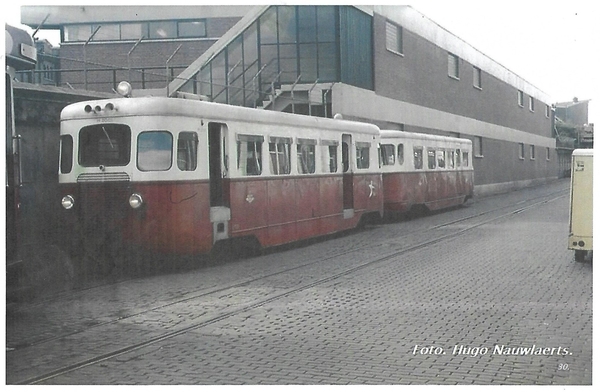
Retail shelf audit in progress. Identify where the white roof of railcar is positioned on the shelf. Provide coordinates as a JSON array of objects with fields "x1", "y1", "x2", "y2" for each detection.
[
  {"x1": 379, "y1": 129, "x2": 471, "y2": 145},
  {"x1": 61, "y1": 96, "x2": 381, "y2": 136}
]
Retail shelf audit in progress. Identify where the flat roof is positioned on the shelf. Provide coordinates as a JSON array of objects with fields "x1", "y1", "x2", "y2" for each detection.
[{"x1": 21, "y1": 5, "x2": 255, "y2": 29}]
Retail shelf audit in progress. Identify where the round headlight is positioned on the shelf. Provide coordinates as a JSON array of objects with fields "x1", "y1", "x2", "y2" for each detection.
[
  {"x1": 129, "y1": 193, "x2": 144, "y2": 209},
  {"x1": 61, "y1": 195, "x2": 75, "y2": 210},
  {"x1": 117, "y1": 81, "x2": 133, "y2": 97}
]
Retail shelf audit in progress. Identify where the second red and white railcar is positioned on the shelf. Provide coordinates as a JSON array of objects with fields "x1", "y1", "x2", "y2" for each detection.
[
  {"x1": 59, "y1": 95, "x2": 383, "y2": 255},
  {"x1": 379, "y1": 130, "x2": 474, "y2": 216}
]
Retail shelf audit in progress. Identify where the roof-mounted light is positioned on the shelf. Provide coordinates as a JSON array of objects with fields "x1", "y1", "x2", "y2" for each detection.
[{"x1": 117, "y1": 81, "x2": 133, "y2": 97}]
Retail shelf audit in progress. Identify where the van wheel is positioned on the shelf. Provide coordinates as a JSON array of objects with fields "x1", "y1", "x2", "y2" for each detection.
[{"x1": 575, "y1": 250, "x2": 587, "y2": 262}]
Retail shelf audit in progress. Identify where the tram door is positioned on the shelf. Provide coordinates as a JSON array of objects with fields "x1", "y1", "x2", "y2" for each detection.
[
  {"x1": 342, "y1": 134, "x2": 354, "y2": 215},
  {"x1": 208, "y1": 122, "x2": 231, "y2": 243}
]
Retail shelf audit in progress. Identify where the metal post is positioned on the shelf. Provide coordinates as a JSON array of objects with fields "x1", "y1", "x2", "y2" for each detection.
[
  {"x1": 251, "y1": 63, "x2": 269, "y2": 108},
  {"x1": 127, "y1": 36, "x2": 144, "y2": 83},
  {"x1": 290, "y1": 74, "x2": 302, "y2": 114},
  {"x1": 308, "y1": 79, "x2": 319, "y2": 117},
  {"x1": 84, "y1": 26, "x2": 102, "y2": 90},
  {"x1": 323, "y1": 82, "x2": 335, "y2": 118},
  {"x1": 166, "y1": 44, "x2": 182, "y2": 97}
]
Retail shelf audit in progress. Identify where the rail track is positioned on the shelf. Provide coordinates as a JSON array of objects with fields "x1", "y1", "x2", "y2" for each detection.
[{"x1": 8, "y1": 183, "x2": 570, "y2": 385}]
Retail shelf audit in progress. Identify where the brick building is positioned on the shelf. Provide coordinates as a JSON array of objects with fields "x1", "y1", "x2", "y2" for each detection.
[
  {"x1": 22, "y1": 5, "x2": 559, "y2": 195},
  {"x1": 21, "y1": 5, "x2": 254, "y2": 91}
]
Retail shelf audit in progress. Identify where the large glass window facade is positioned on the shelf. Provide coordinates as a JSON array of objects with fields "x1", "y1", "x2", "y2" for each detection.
[{"x1": 191, "y1": 5, "x2": 373, "y2": 110}]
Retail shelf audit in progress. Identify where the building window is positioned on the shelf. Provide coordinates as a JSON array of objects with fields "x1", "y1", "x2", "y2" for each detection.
[
  {"x1": 121, "y1": 23, "x2": 145, "y2": 40},
  {"x1": 448, "y1": 53, "x2": 459, "y2": 79},
  {"x1": 385, "y1": 20, "x2": 403, "y2": 55},
  {"x1": 178, "y1": 21, "x2": 207, "y2": 38},
  {"x1": 93, "y1": 24, "x2": 120, "y2": 41},
  {"x1": 546, "y1": 147, "x2": 551, "y2": 161},
  {"x1": 63, "y1": 20, "x2": 207, "y2": 42},
  {"x1": 545, "y1": 104, "x2": 550, "y2": 118},
  {"x1": 529, "y1": 96, "x2": 535, "y2": 112},
  {"x1": 149, "y1": 21, "x2": 177, "y2": 39},
  {"x1": 473, "y1": 66, "x2": 482, "y2": 89},
  {"x1": 64, "y1": 25, "x2": 93, "y2": 42},
  {"x1": 517, "y1": 90, "x2": 524, "y2": 107},
  {"x1": 530, "y1": 145, "x2": 535, "y2": 160},
  {"x1": 518, "y1": 143, "x2": 525, "y2": 159},
  {"x1": 474, "y1": 136, "x2": 483, "y2": 157}
]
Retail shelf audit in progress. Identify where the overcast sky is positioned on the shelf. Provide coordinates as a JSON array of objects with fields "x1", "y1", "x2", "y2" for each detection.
[{"x1": 4, "y1": 1, "x2": 598, "y2": 124}]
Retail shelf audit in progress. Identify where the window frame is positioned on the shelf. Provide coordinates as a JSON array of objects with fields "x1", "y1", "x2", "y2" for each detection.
[
  {"x1": 413, "y1": 146, "x2": 423, "y2": 170},
  {"x1": 385, "y1": 20, "x2": 403, "y2": 56},
  {"x1": 237, "y1": 134, "x2": 263, "y2": 176},
  {"x1": 518, "y1": 142, "x2": 525, "y2": 160},
  {"x1": 448, "y1": 52, "x2": 459, "y2": 80},
  {"x1": 356, "y1": 142, "x2": 371, "y2": 170},
  {"x1": 473, "y1": 66, "x2": 482, "y2": 89},
  {"x1": 137, "y1": 130, "x2": 174, "y2": 172},
  {"x1": 269, "y1": 136, "x2": 292, "y2": 175},
  {"x1": 529, "y1": 96, "x2": 535, "y2": 112},
  {"x1": 380, "y1": 144, "x2": 396, "y2": 166},
  {"x1": 297, "y1": 138, "x2": 317, "y2": 174},
  {"x1": 517, "y1": 90, "x2": 524, "y2": 107},
  {"x1": 176, "y1": 132, "x2": 199, "y2": 171},
  {"x1": 474, "y1": 136, "x2": 483, "y2": 158}
]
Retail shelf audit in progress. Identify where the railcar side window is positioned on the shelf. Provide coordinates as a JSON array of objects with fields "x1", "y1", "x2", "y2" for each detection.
[
  {"x1": 177, "y1": 132, "x2": 198, "y2": 171},
  {"x1": 269, "y1": 137, "x2": 291, "y2": 175},
  {"x1": 321, "y1": 140, "x2": 338, "y2": 173},
  {"x1": 297, "y1": 139, "x2": 316, "y2": 174},
  {"x1": 356, "y1": 143, "x2": 370, "y2": 169},
  {"x1": 60, "y1": 135, "x2": 73, "y2": 174},
  {"x1": 380, "y1": 144, "x2": 395, "y2": 166},
  {"x1": 79, "y1": 124, "x2": 131, "y2": 167},
  {"x1": 437, "y1": 150, "x2": 446, "y2": 168},
  {"x1": 414, "y1": 147, "x2": 423, "y2": 169},
  {"x1": 462, "y1": 151, "x2": 469, "y2": 167},
  {"x1": 447, "y1": 149, "x2": 454, "y2": 169},
  {"x1": 328, "y1": 145, "x2": 338, "y2": 173},
  {"x1": 137, "y1": 131, "x2": 173, "y2": 171},
  {"x1": 397, "y1": 144, "x2": 404, "y2": 165},
  {"x1": 456, "y1": 149, "x2": 462, "y2": 167},
  {"x1": 237, "y1": 135, "x2": 263, "y2": 176},
  {"x1": 427, "y1": 148, "x2": 436, "y2": 169}
]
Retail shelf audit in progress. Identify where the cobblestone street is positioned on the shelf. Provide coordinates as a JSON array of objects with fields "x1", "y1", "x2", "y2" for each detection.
[{"x1": 6, "y1": 180, "x2": 592, "y2": 385}]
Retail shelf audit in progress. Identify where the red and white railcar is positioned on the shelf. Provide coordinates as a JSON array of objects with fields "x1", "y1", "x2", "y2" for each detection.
[
  {"x1": 59, "y1": 92, "x2": 383, "y2": 255},
  {"x1": 379, "y1": 130, "x2": 474, "y2": 216}
]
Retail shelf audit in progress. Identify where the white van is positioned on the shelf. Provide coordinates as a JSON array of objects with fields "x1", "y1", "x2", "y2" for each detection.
[{"x1": 568, "y1": 149, "x2": 593, "y2": 262}]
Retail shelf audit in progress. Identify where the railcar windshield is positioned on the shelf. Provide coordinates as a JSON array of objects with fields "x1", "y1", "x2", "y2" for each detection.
[{"x1": 79, "y1": 124, "x2": 131, "y2": 167}]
